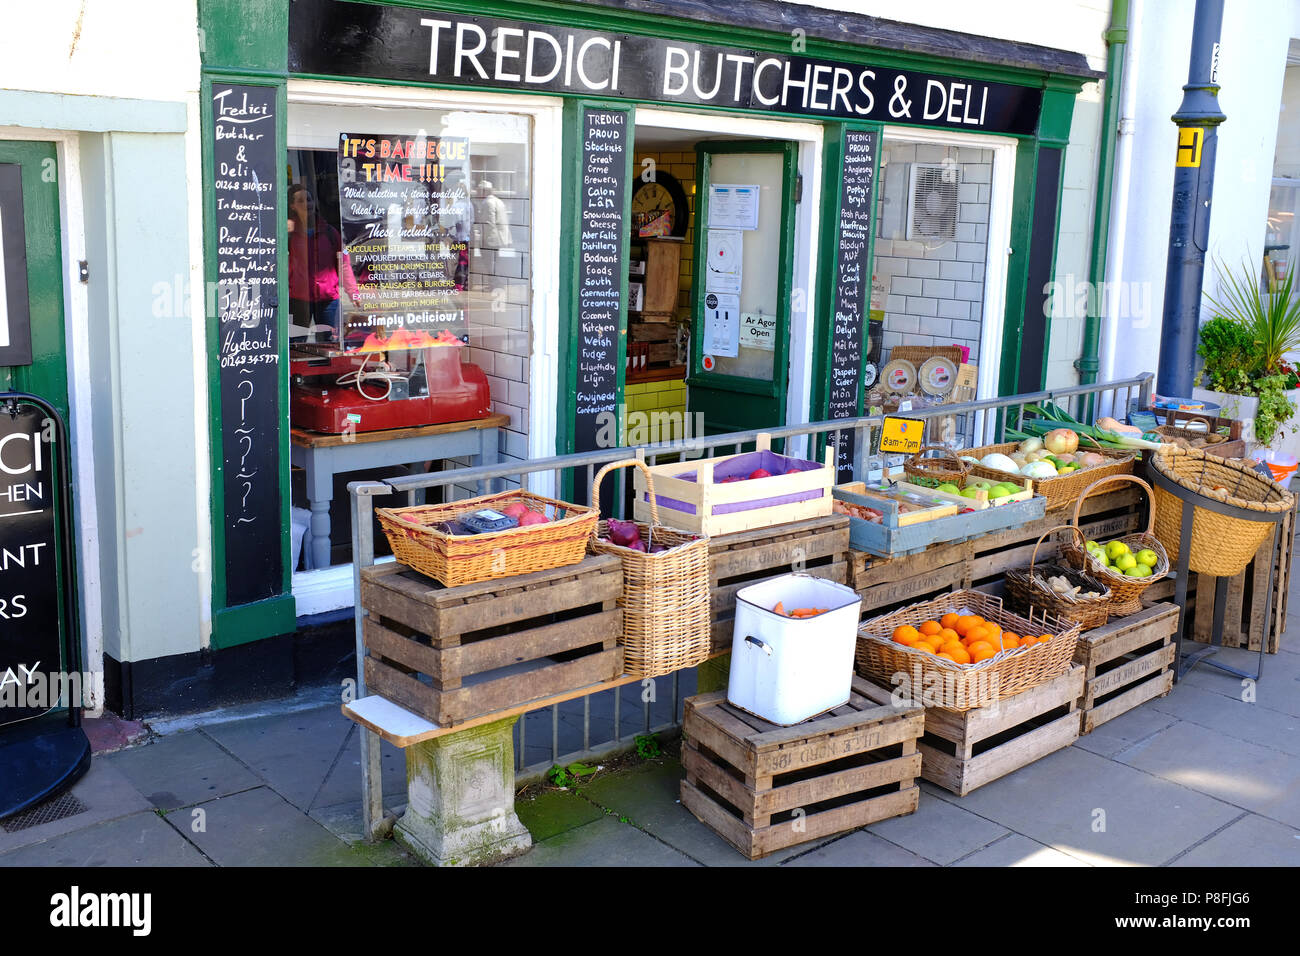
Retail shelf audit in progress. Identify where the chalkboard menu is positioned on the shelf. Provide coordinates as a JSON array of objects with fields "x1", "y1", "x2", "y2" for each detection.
[
  {"x1": 211, "y1": 84, "x2": 282, "y2": 606},
  {"x1": 0, "y1": 405, "x2": 61, "y2": 727},
  {"x1": 573, "y1": 108, "x2": 628, "y2": 454},
  {"x1": 827, "y1": 128, "x2": 878, "y2": 482}
]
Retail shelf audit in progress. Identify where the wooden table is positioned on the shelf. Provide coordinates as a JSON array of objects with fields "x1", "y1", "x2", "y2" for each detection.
[{"x1": 290, "y1": 413, "x2": 509, "y2": 570}]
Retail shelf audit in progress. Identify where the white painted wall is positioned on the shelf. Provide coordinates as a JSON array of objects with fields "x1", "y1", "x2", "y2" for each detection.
[
  {"x1": 1102, "y1": 0, "x2": 1300, "y2": 393},
  {"x1": 789, "y1": 0, "x2": 1110, "y2": 71},
  {"x1": 0, "y1": 2, "x2": 210, "y2": 678}
]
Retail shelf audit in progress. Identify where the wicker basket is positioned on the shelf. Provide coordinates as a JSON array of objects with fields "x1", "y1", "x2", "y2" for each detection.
[
  {"x1": 376, "y1": 491, "x2": 598, "y2": 588},
  {"x1": 588, "y1": 459, "x2": 712, "y2": 679},
  {"x1": 966, "y1": 440, "x2": 1137, "y2": 512},
  {"x1": 1004, "y1": 526, "x2": 1112, "y2": 630},
  {"x1": 1058, "y1": 474, "x2": 1169, "y2": 616},
  {"x1": 1148, "y1": 447, "x2": 1295, "y2": 577},
  {"x1": 903, "y1": 444, "x2": 971, "y2": 485},
  {"x1": 856, "y1": 590, "x2": 1081, "y2": 710}
]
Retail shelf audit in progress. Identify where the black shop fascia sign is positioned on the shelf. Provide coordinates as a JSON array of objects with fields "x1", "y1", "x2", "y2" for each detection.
[{"x1": 290, "y1": 0, "x2": 1042, "y2": 136}]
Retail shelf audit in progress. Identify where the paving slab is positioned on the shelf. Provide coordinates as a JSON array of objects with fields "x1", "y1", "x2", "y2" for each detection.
[
  {"x1": 1170, "y1": 812, "x2": 1300, "y2": 867},
  {"x1": 515, "y1": 788, "x2": 606, "y2": 842},
  {"x1": 0, "y1": 759, "x2": 153, "y2": 854},
  {"x1": 313, "y1": 730, "x2": 409, "y2": 811},
  {"x1": 498, "y1": 815, "x2": 701, "y2": 867},
  {"x1": 1147, "y1": 682, "x2": 1300, "y2": 758},
  {"x1": 180, "y1": 786, "x2": 368, "y2": 867},
  {"x1": 781, "y1": 830, "x2": 936, "y2": 867},
  {"x1": 1073, "y1": 706, "x2": 1181, "y2": 759},
  {"x1": 0, "y1": 811, "x2": 210, "y2": 867},
  {"x1": 952, "y1": 833, "x2": 1092, "y2": 867},
  {"x1": 308, "y1": 799, "x2": 409, "y2": 845},
  {"x1": 864, "y1": 785, "x2": 1009, "y2": 865},
  {"x1": 572, "y1": 758, "x2": 815, "y2": 866},
  {"x1": 102, "y1": 732, "x2": 262, "y2": 811},
  {"x1": 944, "y1": 745, "x2": 1242, "y2": 866},
  {"x1": 1117, "y1": 720, "x2": 1300, "y2": 829},
  {"x1": 1175, "y1": 645, "x2": 1300, "y2": 717},
  {"x1": 201, "y1": 704, "x2": 353, "y2": 812}
]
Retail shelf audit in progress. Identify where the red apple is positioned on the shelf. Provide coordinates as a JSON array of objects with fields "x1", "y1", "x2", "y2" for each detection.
[
  {"x1": 518, "y1": 510, "x2": 550, "y2": 526},
  {"x1": 501, "y1": 502, "x2": 530, "y2": 519},
  {"x1": 749, "y1": 468, "x2": 773, "y2": 480}
]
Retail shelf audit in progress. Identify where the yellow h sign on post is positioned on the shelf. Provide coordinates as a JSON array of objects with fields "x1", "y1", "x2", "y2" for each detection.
[{"x1": 1175, "y1": 127, "x2": 1204, "y2": 168}]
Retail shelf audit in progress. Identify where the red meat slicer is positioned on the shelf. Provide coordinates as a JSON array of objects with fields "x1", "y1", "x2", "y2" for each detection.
[{"x1": 290, "y1": 335, "x2": 492, "y2": 433}]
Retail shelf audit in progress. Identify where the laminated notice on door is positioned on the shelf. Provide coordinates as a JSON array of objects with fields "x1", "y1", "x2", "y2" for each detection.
[
  {"x1": 704, "y1": 229, "x2": 742, "y2": 294},
  {"x1": 878, "y1": 416, "x2": 925, "y2": 455},
  {"x1": 703, "y1": 292, "x2": 740, "y2": 357}
]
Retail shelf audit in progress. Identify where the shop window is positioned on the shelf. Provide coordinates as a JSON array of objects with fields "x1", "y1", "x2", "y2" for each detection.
[
  {"x1": 287, "y1": 103, "x2": 532, "y2": 568},
  {"x1": 1264, "y1": 57, "x2": 1300, "y2": 289},
  {"x1": 875, "y1": 140, "x2": 991, "y2": 368}
]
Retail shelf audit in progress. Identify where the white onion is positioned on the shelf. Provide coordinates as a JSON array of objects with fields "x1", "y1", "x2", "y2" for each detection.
[
  {"x1": 1022, "y1": 460, "x2": 1058, "y2": 479},
  {"x1": 979, "y1": 453, "x2": 1019, "y2": 473},
  {"x1": 1018, "y1": 437, "x2": 1043, "y2": 454}
]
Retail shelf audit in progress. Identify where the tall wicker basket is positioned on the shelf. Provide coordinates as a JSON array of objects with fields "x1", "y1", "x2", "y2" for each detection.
[
  {"x1": 588, "y1": 459, "x2": 712, "y2": 679},
  {"x1": 903, "y1": 444, "x2": 970, "y2": 485},
  {"x1": 1148, "y1": 447, "x2": 1295, "y2": 577}
]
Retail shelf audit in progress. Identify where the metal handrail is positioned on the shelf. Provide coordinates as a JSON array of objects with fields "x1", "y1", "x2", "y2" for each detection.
[{"x1": 346, "y1": 372, "x2": 1153, "y2": 801}]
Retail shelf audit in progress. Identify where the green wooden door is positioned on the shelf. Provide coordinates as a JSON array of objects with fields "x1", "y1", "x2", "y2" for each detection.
[
  {"x1": 0, "y1": 141, "x2": 69, "y2": 418},
  {"x1": 688, "y1": 141, "x2": 798, "y2": 436}
]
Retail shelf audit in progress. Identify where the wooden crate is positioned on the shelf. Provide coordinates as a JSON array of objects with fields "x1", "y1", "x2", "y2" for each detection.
[
  {"x1": 850, "y1": 538, "x2": 971, "y2": 616},
  {"x1": 708, "y1": 514, "x2": 850, "y2": 652},
  {"x1": 679, "y1": 678, "x2": 924, "y2": 860},
  {"x1": 964, "y1": 488, "x2": 1144, "y2": 592},
  {"x1": 1074, "y1": 603, "x2": 1178, "y2": 735},
  {"x1": 907, "y1": 664, "x2": 1085, "y2": 797},
  {"x1": 1143, "y1": 506, "x2": 1293, "y2": 653},
  {"x1": 837, "y1": 476, "x2": 1044, "y2": 559},
  {"x1": 633, "y1": 433, "x2": 834, "y2": 537},
  {"x1": 359, "y1": 554, "x2": 624, "y2": 727}
]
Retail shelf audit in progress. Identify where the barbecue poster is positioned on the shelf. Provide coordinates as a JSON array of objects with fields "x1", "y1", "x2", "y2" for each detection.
[{"x1": 336, "y1": 132, "x2": 473, "y2": 352}]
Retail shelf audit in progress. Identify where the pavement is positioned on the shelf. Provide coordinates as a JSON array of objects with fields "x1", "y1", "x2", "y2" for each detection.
[{"x1": 2, "y1": 596, "x2": 1299, "y2": 867}]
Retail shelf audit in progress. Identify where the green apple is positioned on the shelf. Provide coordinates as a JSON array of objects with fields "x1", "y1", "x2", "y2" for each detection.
[
  {"x1": 1136, "y1": 549, "x2": 1159, "y2": 567},
  {"x1": 1086, "y1": 544, "x2": 1108, "y2": 565},
  {"x1": 1114, "y1": 553, "x2": 1137, "y2": 572},
  {"x1": 967, "y1": 479, "x2": 993, "y2": 491},
  {"x1": 1105, "y1": 540, "x2": 1131, "y2": 561},
  {"x1": 937, "y1": 483, "x2": 961, "y2": 495},
  {"x1": 1123, "y1": 563, "x2": 1152, "y2": 578},
  {"x1": 960, "y1": 487, "x2": 982, "y2": 499},
  {"x1": 988, "y1": 486, "x2": 1013, "y2": 500},
  {"x1": 1085, "y1": 540, "x2": 1100, "y2": 550}
]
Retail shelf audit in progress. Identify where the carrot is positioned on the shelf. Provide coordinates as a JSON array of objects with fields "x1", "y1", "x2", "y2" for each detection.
[
  {"x1": 772, "y1": 601, "x2": 787, "y2": 616},
  {"x1": 789, "y1": 607, "x2": 828, "y2": 618}
]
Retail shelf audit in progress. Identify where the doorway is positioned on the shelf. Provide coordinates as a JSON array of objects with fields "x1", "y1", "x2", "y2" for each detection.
[{"x1": 630, "y1": 109, "x2": 823, "y2": 448}]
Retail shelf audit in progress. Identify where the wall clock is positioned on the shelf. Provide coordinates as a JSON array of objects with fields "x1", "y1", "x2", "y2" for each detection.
[{"x1": 630, "y1": 171, "x2": 688, "y2": 238}]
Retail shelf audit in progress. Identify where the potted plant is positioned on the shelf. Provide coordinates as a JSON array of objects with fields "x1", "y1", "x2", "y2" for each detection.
[{"x1": 1192, "y1": 257, "x2": 1300, "y2": 458}]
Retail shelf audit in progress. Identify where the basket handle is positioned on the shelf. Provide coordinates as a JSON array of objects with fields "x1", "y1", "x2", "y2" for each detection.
[
  {"x1": 1070, "y1": 473, "x2": 1157, "y2": 536},
  {"x1": 591, "y1": 457, "x2": 659, "y2": 526},
  {"x1": 909, "y1": 444, "x2": 971, "y2": 477},
  {"x1": 1028, "y1": 524, "x2": 1088, "y2": 577}
]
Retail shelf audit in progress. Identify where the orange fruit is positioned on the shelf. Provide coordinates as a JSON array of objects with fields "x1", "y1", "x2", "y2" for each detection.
[
  {"x1": 918, "y1": 621, "x2": 942, "y2": 637},
  {"x1": 1003, "y1": 631, "x2": 1021, "y2": 646},
  {"x1": 911, "y1": 641, "x2": 935, "y2": 654},
  {"x1": 1039, "y1": 634, "x2": 1053, "y2": 644},
  {"x1": 983, "y1": 623, "x2": 1003, "y2": 640},
  {"x1": 895, "y1": 634, "x2": 920, "y2": 646},
  {"x1": 936, "y1": 652, "x2": 958, "y2": 662},
  {"x1": 965, "y1": 625, "x2": 991, "y2": 646},
  {"x1": 940, "y1": 642, "x2": 971, "y2": 664},
  {"x1": 969, "y1": 643, "x2": 997, "y2": 663},
  {"x1": 893, "y1": 625, "x2": 920, "y2": 644},
  {"x1": 919, "y1": 637, "x2": 945, "y2": 651},
  {"x1": 955, "y1": 615, "x2": 983, "y2": 637},
  {"x1": 1001, "y1": 634, "x2": 1020, "y2": 649},
  {"x1": 940, "y1": 612, "x2": 960, "y2": 630},
  {"x1": 938, "y1": 628, "x2": 961, "y2": 645}
]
